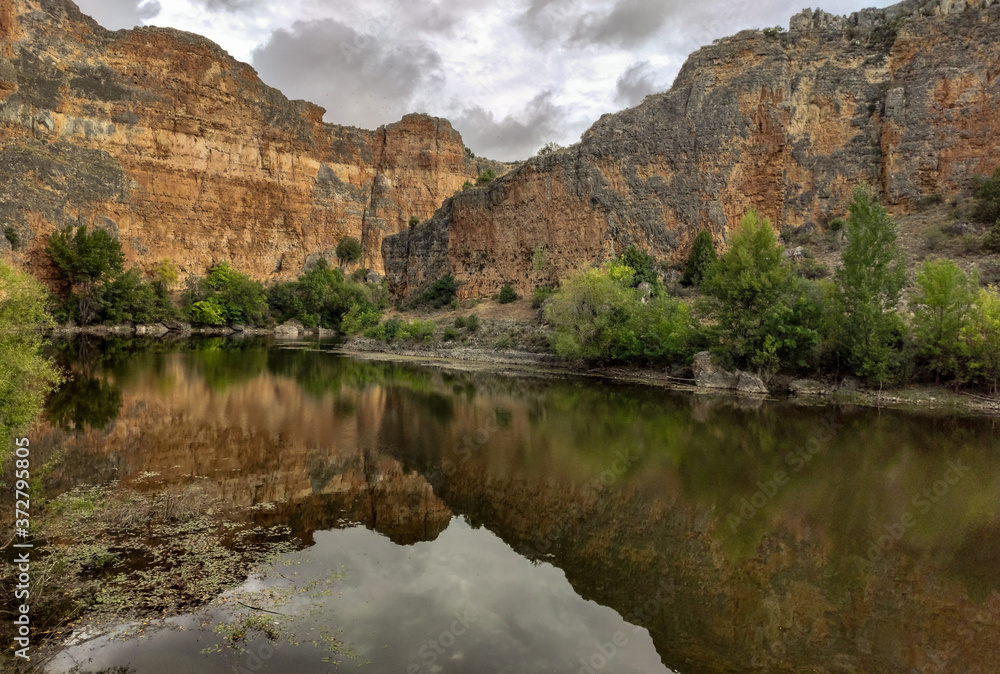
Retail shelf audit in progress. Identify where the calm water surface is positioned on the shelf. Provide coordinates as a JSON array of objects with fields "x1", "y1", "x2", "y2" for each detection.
[{"x1": 32, "y1": 337, "x2": 1000, "y2": 673}]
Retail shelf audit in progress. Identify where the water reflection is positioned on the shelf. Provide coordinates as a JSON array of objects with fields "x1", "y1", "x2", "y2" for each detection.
[{"x1": 35, "y1": 339, "x2": 1000, "y2": 673}]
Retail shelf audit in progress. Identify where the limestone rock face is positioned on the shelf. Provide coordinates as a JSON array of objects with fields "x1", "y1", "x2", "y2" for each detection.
[
  {"x1": 384, "y1": 0, "x2": 1000, "y2": 298},
  {"x1": 0, "y1": 0, "x2": 504, "y2": 283}
]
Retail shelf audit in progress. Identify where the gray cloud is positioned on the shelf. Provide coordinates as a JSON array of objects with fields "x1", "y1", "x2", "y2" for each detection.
[
  {"x1": 569, "y1": 0, "x2": 672, "y2": 48},
  {"x1": 74, "y1": 0, "x2": 161, "y2": 30},
  {"x1": 614, "y1": 61, "x2": 664, "y2": 107},
  {"x1": 251, "y1": 18, "x2": 444, "y2": 130},
  {"x1": 197, "y1": 0, "x2": 261, "y2": 12},
  {"x1": 452, "y1": 91, "x2": 567, "y2": 160}
]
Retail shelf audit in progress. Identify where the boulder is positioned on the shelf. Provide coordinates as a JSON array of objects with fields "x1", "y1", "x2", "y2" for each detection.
[
  {"x1": 692, "y1": 352, "x2": 739, "y2": 390},
  {"x1": 274, "y1": 320, "x2": 304, "y2": 338},
  {"x1": 737, "y1": 372, "x2": 769, "y2": 395}
]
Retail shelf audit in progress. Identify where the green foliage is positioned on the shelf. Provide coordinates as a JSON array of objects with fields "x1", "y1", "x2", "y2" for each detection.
[
  {"x1": 409, "y1": 216, "x2": 420, "y2": 228},
  {"x1": 0, "y1": 261, "x2": 63, "y2": 455},
  {"x1": 960, "y1": 287, "x2": 1000, "y2": 393},
  {"x1": 621, "y1": 246, "x2": 659, "y2": 289},
  {"x1": 916, "y1": 193, "x2": 945, "y2": 211},
  {"x1": 46, "y1": 225, "x2": 125, "y2": 324},
  {"x1": 335, "y1": 236, "x2": 363, "y2": 266},
  {"x1": 465, "y1": 314, "x2": 480, "y2": 332},
  {"x1": 98, "y1": 268, "x2": 175, "y2": 324},
  {"x1": 186, "y1": 261, "x2": 268, "y2": 326},
  {"x1": 364, "y1": 317, "x2": 435, "y2": 343},
  {"x1": 984, "y1": 220, "x2": 1000, "y2": 254},
  {"x1": 498, "y1": 283, "x2": 518, "y2": 304},
  {"x1": 545, "y1": 266, "x2": 692, "y2": 365},
  {"x1": 910, "y1": 259, "x2": 978, "y2": 382},
  {"x1": 682, "y1": 229, "x2": 717, "y2": 286},
  {"x1": 475, "y1": 170, "x2": 496, "y2": 186},
  {"x1": 464, "y1": 146, "x2": 475, "y2": 158},
  {"x1": 150, "y1": 259, "x2": 179, "y2": 289},
  {"x1": 4, "y1": 227, "x2": 19, "y2": 248},
  {"x1": 702, "y1": 209, "x2": 821, "y2": 373},
  {"x1": 762, "y1": 26, "x2": 785, "y2": 38},
  {"x1": 462, "y1": 181, "x2": 474, "y2": 191},
  {"x1": 971, "y1": 168, "x2": 1000, "y2": 223},
  {"x1": 531, "y1": 246, "x2": 549, "y2": 271},
  {"x1": 417, "y1": 274, "x2": 460, "y2": 309},
  {"x1": 266, "y1": 258, "x2": 381, "y2": 329},
  {"x1": 834, "y1": 186, "x2": 907, "y2": 384},
  {"x1": 443, "y1": 326, "x2": 459, "y2": 341},
  {"x1": 340, "y1": 303, "x2": 382, "y2": 335},
  {"x1": 828, "y1": 217, "x2": 845, "y2": 232},
  {"x1": 532, "y1": 286, "x2": 555, "y2": 309}
]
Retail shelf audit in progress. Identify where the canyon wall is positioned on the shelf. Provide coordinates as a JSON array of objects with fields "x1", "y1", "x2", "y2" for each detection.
[
  {"x1": 0, "y1": 0, "x2": 503, "y2": 283},
  {"x1": 384, "y1": 0, "x2": 1000, "y2": 299}
]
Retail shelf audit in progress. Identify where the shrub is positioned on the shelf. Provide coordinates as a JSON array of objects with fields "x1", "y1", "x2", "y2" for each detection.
[
  {"x1": 462, "y1": 181, "x2": 473, "y2": 191},
  {"x1": 453, "y1": 315, "x2": 467, "y2": 329},
  {"x1": 794, "y1": 258, "x2": 829, "y2": 280},
  {"x1": 409, "y1": 216, "x2": 420, "y2": 228},
  {"x1": 545, "y1": 266, "x2": 692, "y2": 365},
  {"x1": 498, "y1": 283, "x2": 518, "y2": 304},
  {"x1": 972, "y1": 168, "x2": 1000, "y2": 223},
  {"x1": 532, "y1": 286, "x2": 555, "y2": 309},
  {"x1": 266, "y1": 258, "x2": 377, "y2": 329},
  {"x1": 621, "y1": 245, "x2": 659, "y2": 289},
  {"x1": 98, "y1": 268, "x2": 171, "y2": 324},
  {"x1": 443, "y1": 326, "x2": 459, "y2": 341},
  {"x1": 682, "y1": 229, "x2": 716, "y2": 286},
  {"x1": 828, "y1": 217, "x2": 845, "y2": 232},
  {"x1": 916, "y1": 193, "x2": 945, "y2": 211},
  {"x1": 531, "y1": 246, "x2": 549, "y2": 271},
  {"x1": 4, "y1": 227, "x2": 19, "y2": 248},
  {"x1": 762, "y1": 26, "x2": 784, "y2": 38},
  {"x1": 364, "y1": 318, "x2": 434, "y2": 343},
  {"x1": 335, "y1": 236, "x2": 362, "y2": 266},
  {"x1": 924, "y1": 226, "x2": 946, "y2": 250},
  {"x1": 418, "y1": 274, "x2": 460, "y2": 309},
  {"x1": 702, "y1": 209, "x2": 822, "y2": 373},
  {"x1": 834, "y1": 185, "x2": 907, "y2": 384},
  {"x1": 340, "y1": 303, "x2": 382, "y2": 335},
  {"x1": 476, "y1": 170, "x2": 496, "y2": 186},
  {"x1": 465, "y1": 314, "x2": 480, "y2": 332},
  {"x1": 984, "y1": 220, "x2": 1000, "y2": 253},
  {"x1": 184, "y1": 261, "x2": 268, "y2": 326},
  {"x1": 46, "y1": 224, "x2": 125, "y2": 325},
  {"x1": 150, "y1": 259, "x2": 179, "y2": 290}
]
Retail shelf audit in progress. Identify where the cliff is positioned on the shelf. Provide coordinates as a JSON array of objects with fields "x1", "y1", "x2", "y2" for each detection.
[
  {"x1": 0, "y1": 0, "x2": 505, "y2": 282},
  {"x1": 384, "y1": 0, "x2": 1000, "y2": 299}
]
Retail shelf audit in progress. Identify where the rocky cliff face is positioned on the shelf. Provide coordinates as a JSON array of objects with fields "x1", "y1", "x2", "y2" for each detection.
[
  {"x1": 0, "y1": 0, "x2": 503, "y2": 282},
  {"x1": 384, "y1": 0, "x2": 1000, "y2": 299}
]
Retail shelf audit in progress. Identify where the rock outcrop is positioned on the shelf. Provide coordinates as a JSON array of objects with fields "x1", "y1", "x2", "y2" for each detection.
[
  {"x1": 0, "y1": 0, "x2": 505, "y2": 283},
  {"x1": 384, "y1": 0, "x2": 1000, "y2": 299}
]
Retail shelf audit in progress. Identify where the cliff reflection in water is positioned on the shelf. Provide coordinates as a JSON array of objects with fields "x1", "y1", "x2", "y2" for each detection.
[{"x1": 36, "y1": 338, "x2": 1000, "y2": 673}]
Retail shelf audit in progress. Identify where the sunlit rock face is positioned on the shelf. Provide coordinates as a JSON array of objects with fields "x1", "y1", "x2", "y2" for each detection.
[
  {"x1": 383, "y1": 0, "x2": 1000, "y2": 299},
  {"x1": 0, "y1": 0, "x2": 505, "y2": 281}
]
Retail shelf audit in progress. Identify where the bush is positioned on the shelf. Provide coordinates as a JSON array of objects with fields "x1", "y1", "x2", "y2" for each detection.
[
  {"x1": 443, "y1": 326, "x2": 459, "y2": 341},
  {"x1": 336, "y1": 236, "x2": 362, "y2": 266},
  {"x1": 972, "y1": 168, "x2": 1000, "y2": 223},
  {"x1": 476, "y1": 170, "x2": 496, "y2": 186},
  {"x1": 702, "y1": 209, "x2": 822, "y2": 373},
  {"x1": 532, "y1": 286, "x2": 555, "y2": 309},
  {"x1": 910, "y1": 259, "x2": 978, "y2": 382},
  {"x1": 465, "y1": 314, "x2": 480, "y2": 332},
  {"x1": 916, "y1": 193, "x2": 945, "y2": 211},
  {"x1": 828, "y1": 217, "x2": 845, "y2": 232},
  {"x1": 4, "y1": 227, "x2": 19, "y2": 248},
  {"x1": 409, "y1": 216, "x2": 420, "y2": 228},
  {"x1": 340, "y1": 303, "x2": 382, "y2": 335},
  {"x1": 418, "y1": 274, "x2": 460, "y2": 309},
  {"x1": 794, "y1": 258, "x2": 829, "y2": 280},
  {"x1": 98, "y1": 268, "x2": 174, "y2": 324},
  {"x1": 185, "y1": 261, "x2": 269, "y2": 326},
  {"x1": 762, "y1": 26, "x2": 784, "y2": 38},
  {"x1": 984, "y1": 220, "x2": 1000, "y2": 253},
  {"x1": 266, "y1": 258, "x2": 379, "y2": 329},
  {"x1": 364, "y1": 318, "x2": 435, "y2": 343},
  {"x1": 545, "y1": 266, "x2": 692, "y2": 365},
  {"x1": 462, "y1": 181, "x2": 473, "y2": 191},
  {"x1": 621, "y1": 246, "x2": 659, "y2": 289},
  {"x1": 498, "y1": 283, "x2": 518, "y2": 304},
  {"x1": 682, "y1": 230, "x2": 716, "y2": 286}
]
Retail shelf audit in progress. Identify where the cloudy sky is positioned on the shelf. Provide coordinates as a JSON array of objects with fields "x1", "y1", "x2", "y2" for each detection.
[{"x1": 77, "y1": 0, "x2": 894, "y2": 160}]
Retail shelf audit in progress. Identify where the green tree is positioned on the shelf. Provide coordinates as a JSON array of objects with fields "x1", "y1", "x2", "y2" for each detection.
[
  {"x1": 834, "y1": 186, "x2": 907, "y2": 384},
  {"x1": 46, "y1": 224, "x2": 125, "y2": 324},
  {"x1": 476, "y1": 170, "x2": 496, "y2": 186},
  {"x1": 961, "y1": 287, "x2": 1000, "y2": 393},
  {"x1": 409, "y1": 215, "x2": 420, "y2": 228},
  {"x1": 910, "y1": 259, "x2": 978, "y2": 383},
  {"x1": 98, "y1": 268, "x2": 163, "y2": 324},
  {"x1": 702, "y1": 209, "x2": 821, "y2": 373},
  {"x1": 972, "y1": 167, "x2": 1000, "y2": 223},
  {"x1": 0, "y1": 261, "x2": 63, "y2": 456},
  {"x1": 621, "y1": 245, "x2": 660, "y2": 289},
  {"x1": 336, "y1": 236, "x2": 363, "y2": 267},
  {"x1": 498, "y1": 283, "x2": 518, "y2": 304},
  {"x1": 683, "y1": 229, "x2": 717, "y2": 286}
]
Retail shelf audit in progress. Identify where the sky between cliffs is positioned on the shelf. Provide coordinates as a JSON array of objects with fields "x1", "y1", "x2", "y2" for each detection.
[{"x1": 77, "y1": 0, "x2": 895, "y2": 161}]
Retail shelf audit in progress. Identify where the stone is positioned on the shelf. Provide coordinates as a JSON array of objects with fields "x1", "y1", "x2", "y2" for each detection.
[
  {"x1": 161, "y1": 320, "x2": 191, "y2": 332},
  {"x1": 736, "y1": 372, "x2": 769, "y2": 395},
  {"x1": 789, "y1": 379, "x2": 829, "y2": 396},
  {"x1": 692, "y1": 352, "x2": 739, "y2": 390},
  {"x1": 274, "y1": 321, "x2": 303, "y2": 338},
  {"x1": 0, "y1": 0, "x2": 508, "y2": 285},
  {"x1": 636, "y1": 282, "x2": 652, "y2": 303},
  {"x1": 382, "y1": 1, "x2": 1000, "y2": 300}
]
